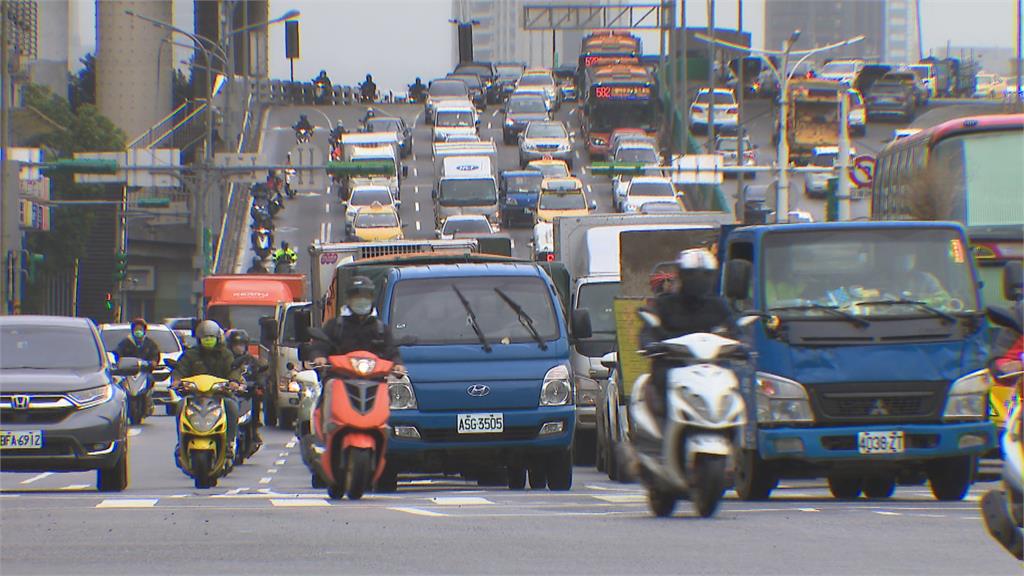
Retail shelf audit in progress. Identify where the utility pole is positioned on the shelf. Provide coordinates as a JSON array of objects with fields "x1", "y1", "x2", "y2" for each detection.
[
  {"x1": 735, "y1": 0, "x2": 745, "y2": 203},
  {"x1": 706, "y1": 0, "x2": 716, "y2": 151},
  {"x1": 1017, "y1": 0, "x2": 1022, "y2": 106},
  {"x1": 0, "y1": 0, "x2": 18, "y2": 315},
  {"x1": 837, "y1": 91, "x2": 851, "y2": 221}
]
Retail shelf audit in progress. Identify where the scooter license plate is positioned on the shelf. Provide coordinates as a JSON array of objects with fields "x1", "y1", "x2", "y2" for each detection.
[
  {"x1": 457, "y1": 413, "x2": 504, "y2": 434},
  {"x1": 857, "y1": 431, "x2": 904, "y2": 454}
]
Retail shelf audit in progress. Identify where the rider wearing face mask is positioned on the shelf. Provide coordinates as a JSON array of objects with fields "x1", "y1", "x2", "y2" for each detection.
[
  {"x1": 640, "y1": 248, "x2": 735, "y2": 421},
  {"x1": 308, "y1": 276, "x2": 403, "y2": 372},
  {"x1": 115, "y1": 318, "x2": 161, "y2": 365}
]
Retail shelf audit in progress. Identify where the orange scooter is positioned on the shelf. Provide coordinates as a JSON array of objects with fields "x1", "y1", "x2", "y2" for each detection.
[{"x1": 310, "y1": 350, "x2": 392, "y2": 500}]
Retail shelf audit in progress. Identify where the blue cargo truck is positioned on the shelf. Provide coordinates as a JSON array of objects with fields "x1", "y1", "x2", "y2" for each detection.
[{"x1": 718, "y1": 221, "x2": 997, "y2": 501}]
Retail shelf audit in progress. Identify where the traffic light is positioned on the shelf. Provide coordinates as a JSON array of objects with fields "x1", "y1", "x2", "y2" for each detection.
[
  {"x1": 113, "y1": 251, "x2": 128, "y2": 282},
  {"x1": 104, "y1": 292, "x2": 114, "y2": 311}
]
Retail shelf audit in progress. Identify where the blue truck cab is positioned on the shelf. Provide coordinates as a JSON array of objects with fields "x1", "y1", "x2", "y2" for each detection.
[
  {"x1": 498, "y1": 170, "x2": 543, "y2": 228},
  {"x1": 379, "y1": 262, "x2": 590, "y2": 490},
  {"x1": 720, "y1": 221, "x2": 996, "y2": 501}
]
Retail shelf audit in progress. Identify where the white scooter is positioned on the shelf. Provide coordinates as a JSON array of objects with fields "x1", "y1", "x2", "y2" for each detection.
[
  {"x1": 629, "y1": 311, "x2": 749, "y2": 518},
  {"x1": 981, "y1": 305, "x2": 1023, "y2": 560}
]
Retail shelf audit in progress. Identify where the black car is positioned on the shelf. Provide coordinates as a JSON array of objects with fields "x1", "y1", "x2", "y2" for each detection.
[
  {"x1": 502, "y1": 93, "x2": 550, "y2": 144},
  {"x1": 364, "y1": 116, "x2": 413, "y2": 158},
  {"x1": 447, "y1": 73, "x2": 488, "y2": 110},
  {"x1": 494, "y1": 62, "x2": 526, "y2": 101},
  {"x1": 0, "y1": 315, "x2": 140, "y2": 491},
  {"x1": 866, "y1": 79, "x2": 916, "y2": 122}
]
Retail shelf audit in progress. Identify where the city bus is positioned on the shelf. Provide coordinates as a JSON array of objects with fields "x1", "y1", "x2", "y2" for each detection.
[
  {"x1": 871, "y1": 113, "x2": 1023, "y2": 308},
  {"x1": 581, "y1": 63, "x2": 660, "y2": 158},
  {"x1": 577, "y1": 31, "x2": 641, "y2": 86}
]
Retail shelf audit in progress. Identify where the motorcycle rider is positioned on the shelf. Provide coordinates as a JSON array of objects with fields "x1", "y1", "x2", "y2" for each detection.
[
  {"x1": 115, "y1": 317, "x2": 161, "y2": 365},
  {"x1": 640, "y1": 248, "x2": 735, "y2": 422},
  {"x1": 330, "y1": 120, "x2": 346, "y2": 143},
  {"x1": 272, "y1": 241, "x2": 298, "y2": 270},
  {"x1": 225, "y1": 329, "x2": 265, "y2": 449},
  {"x1": 308, "y1": 276, "x2": 404, "y2": 372},
  {"x1": 293, "y1": 114, "x2": 313, "y2": 136},
  {"x1": 313, "y1": 69, "x2": 331, "y2": 88},
  {"x1": 409, "y1": 77, "x2": 426, "y2": 102},
  {"x1": 360, "y1": 74, "x2": 377, "y2": 102},
  {"x1": 171, "y1": 320, "x2": 242, "y2": 462}
]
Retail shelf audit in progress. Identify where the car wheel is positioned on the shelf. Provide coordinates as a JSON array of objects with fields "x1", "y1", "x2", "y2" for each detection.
[
  {"x1": 863, "y1": 477, "x2": 896, "y2": 498},
  {"x1": 828, "y1": 475, "x2": 863, "y2": 499},
  {"x1": 734, "y1": 449, "x2": 777, "y2": 500},
  {"x1": 97, "y1": 440, "x2": 129, "y2": 492},
  {"x1": 546, "y1": 449, "x2": 573, "y2": 491}
]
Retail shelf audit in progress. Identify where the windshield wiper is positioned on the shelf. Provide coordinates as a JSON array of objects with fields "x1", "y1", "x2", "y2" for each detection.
[
  {"x1": 855, "y1": 299, "x2": 957, "y2": 325},
  {"x1": 494, "y1": 288, "x2": 548, "y2": 350},
  {"x1": 768, "y1": 304, "x2": 870, "y2": 328},
  {"x1": 452, "y1": 286, "x2": 492, "y2": 352}
]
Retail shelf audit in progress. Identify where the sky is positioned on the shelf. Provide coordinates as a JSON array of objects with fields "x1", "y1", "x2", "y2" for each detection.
[{"x1": 72, "y1": 0, "x2": 1022, "y2": 92}]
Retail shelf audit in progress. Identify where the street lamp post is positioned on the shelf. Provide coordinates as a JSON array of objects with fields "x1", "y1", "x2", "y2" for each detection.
[{"x1": 694, "y1": 31, "x2": 864, "y2": 222}]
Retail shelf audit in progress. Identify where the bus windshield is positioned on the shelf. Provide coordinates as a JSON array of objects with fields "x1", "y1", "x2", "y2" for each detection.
[
  {"x1": 588, "y1": 100, "x2": 656, "y2": 131},
  {"x1": 762, "y1": 228, "x2": 978, "y2": 317},
  {"x1": 930, "y1": 129, "x2": 1024, "y2": 226}
]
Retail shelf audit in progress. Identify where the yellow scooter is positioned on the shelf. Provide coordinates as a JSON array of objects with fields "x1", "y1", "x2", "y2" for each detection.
[{"x1": 174, "y1": 374, "x2": 236, "y2": 489}]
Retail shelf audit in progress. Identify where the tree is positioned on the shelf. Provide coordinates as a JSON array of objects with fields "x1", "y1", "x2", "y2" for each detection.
[
  {"x1": 172, "y1": 68, "x2": 190, "y2": 109},
  {"x1": 69, "y1": 53, "x2": 96, "y2": 112}
]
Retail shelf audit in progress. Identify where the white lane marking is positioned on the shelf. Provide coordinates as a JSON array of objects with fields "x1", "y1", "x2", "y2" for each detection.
[
  {"x1": 274, "y1": 459, "x2": 286, "y2": 466},
  {"x1": 874, "y1": 511, "x2": 902, "y2": 516},
  {"x1": 225, "y1": 487, "x2": 246, "y2": 495},
  {"x1": 259, "y1": 477, "x2": 273, "y2": 484},
  {"x1": 430, "y1": 496, "x2": 492, "y2": 506},
  {"x1": 61, "y1": 484, "x2": 91, "y2": 490},
  {"x1": 270, "y1": 498, "x2": 330, "y2": 507},
  {"x1": 0, "y1": 494, "x2": 20, "y2": 498},
  {"x1": 412, "y1": 167, "x2": 418, "y2": 177},
  {"x1": 128, "y1": 428, "x2": 142, "y2": 437},
  {"x1": 96, "y1": 499, "x2": 158, "y2": 508},
  {"x1": 325, "y1": 222, "x2": 332, "y2": 242},
  {"x1": 325, "y1": 203, "x2": 330, "y2": 214},
  {"x1": 20, "y1": 472, "x2": 53, "y2": 485},
  {"x1": 510, "y1": 239, "x2": 515, "y2": 249},
  {"x1": 319, "y1": 221, "x2": 327, "y2": 242},
  {"x1": 415, "y1": 221, "x2": 421, "y2": 231},
  {"x1": 585, "y1": 484, "x2": 637, "y2": 492},
  {"x1": 278, "y1": 452, "x2": 289, "y2": 457},
  {"x1": 591, "y1": 494, "x2": 645, "y2": 504},
  {"x1": 168, "y1": 494, "x2": 188, "y2": 499},
  {"x1": 798, "y1": 507, "x2": 820, "y2": 513},
  {"x1": 414, "y1": 185, "x2": 420, "y2": 195},
  {"x1": 389, "y1": 507, "x2": 448, "y2": 517},
  {"x1": 585, "y1": 184, "x2": 592, "y2": 194},
  {"x1": 415, "y1": 202, "x2": 420, "y2": 212},
  {"x1": 285, "y1": 440, "x2": 297, "y2": 449},
  {"x1": 267, "y1": 468, "x2": 278, "y2": 474}
]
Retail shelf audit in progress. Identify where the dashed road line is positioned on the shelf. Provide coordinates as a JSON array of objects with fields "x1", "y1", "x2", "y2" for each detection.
[
  {"x1": 20, "y1": 472, "x2": 53, "y2": 485},
  {"x1": 128, "y1": 428, "x2": 142, "y2": 437},
  {"x1": 325, "y1": 203, "x2": 330, "y2": 214},
  {"x1": 270, "y1": 498, "x2": 330, "y2": 507},
  {"x1": 285, "y1": 440, "x2": 296, "y2": 449},
  {"x1": 259, "y1": 477, "x2": 273, "y2": 485},
  {"x1": 61, "y1": 484, "x2": 91, "y2": 491},
  {"x1": 431, "y1": 496, "x2": 492, "y2": 506},
  {"x1": 390, "y1": 507, "x2": 449, "y2": 517},
  {"x1": 416, "y1": 221, "x2": 421, "y2": 231},
  {"x1": 278, "y1": 452, "x2": 289, "y2": 457},
  {"x1": 96, "y1": 499, "x2": 158, "y2": 509},
  {"x1": 274, "y1": 459, "x2": 287, "y2": 466},
  {"x1": 415, "y1": 201, "x2": 420, "y2": 212},
  {"x1": 591, "y1": 494, "x2": 645, "y2": 504},
  {"x1": 267, "y1": 468, "x2": 278, "y2": 474}
]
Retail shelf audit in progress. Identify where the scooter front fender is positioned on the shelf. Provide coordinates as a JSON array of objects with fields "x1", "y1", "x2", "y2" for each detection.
[
  {"x1": 189, "y1": 438, "x2": 216, "y2": 451},
  {"x1": 342, "y1": 432, "x2": 377, "y2": 450},
  {"x1": 686, "y1": 433, "x2": 732, "y2": 457}
]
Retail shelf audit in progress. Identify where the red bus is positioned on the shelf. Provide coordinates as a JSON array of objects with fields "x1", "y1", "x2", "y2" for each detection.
[
  {"x1": 581, "y1": 64, "x2": 660, "y2": 158},
  {"x1": 871, "y1": 113, "x2": 1023, "y2": 307}
]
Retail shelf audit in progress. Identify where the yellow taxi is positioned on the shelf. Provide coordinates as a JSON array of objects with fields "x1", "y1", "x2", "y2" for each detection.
[
  {"x1": 535, "y1": 177, "x2": 594, "y2": 223},
  {"x1": 525, "y1": 157, "x2": 572, "y2": 180},
  {"x1": 348, "y1": 202, "x2": 403, "y2": 242}
]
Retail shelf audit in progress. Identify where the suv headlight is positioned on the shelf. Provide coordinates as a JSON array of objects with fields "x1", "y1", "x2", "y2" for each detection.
[
  {"x1": 68, "y1": 384, "x2": 114, "y2": 409},
  {"x1": 541, "y1": 365, "x2": 573, "y2": 406},
  {"x1": 943, "y1": 369, "x2": 991, "y2": 421},
  {"x1": 389, "y1": 379, "x2": 417, "y2": 410},
  {"x1": 575, "y1": 375, "x2": 599, "y2": 406},
  {"x1": 755, "y1": 372, "x2": 813, "y2": 424}
]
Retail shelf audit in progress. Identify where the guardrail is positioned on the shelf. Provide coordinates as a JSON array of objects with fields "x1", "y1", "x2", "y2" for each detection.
[{"x1": 128, "y1": 99, "x2": 208, "y2": 151}]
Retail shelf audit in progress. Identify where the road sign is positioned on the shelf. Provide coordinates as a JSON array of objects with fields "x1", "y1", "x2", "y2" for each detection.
[
  {"x1": 670, "y1": 154, "x2": 723, "y2": 185},
  {"x1": 216, "y1": 152, "x2": 262, "y2": 183},
  {"x1": 850, "y1": 155, "x2": 876, "y2": 187}
]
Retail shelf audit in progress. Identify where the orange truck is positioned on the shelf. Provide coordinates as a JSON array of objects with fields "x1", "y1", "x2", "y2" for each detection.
[{"x1": 202, "y1": 274, "x2": 306, "y2": 354}]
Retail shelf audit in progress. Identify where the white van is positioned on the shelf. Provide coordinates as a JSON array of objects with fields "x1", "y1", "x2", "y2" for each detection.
[
  {"x1": 433, "y1": 99, "x2": 479, "y2": 142},
  {"x1": 433, "y1": 155, "x2": 499, "y2": 230}
]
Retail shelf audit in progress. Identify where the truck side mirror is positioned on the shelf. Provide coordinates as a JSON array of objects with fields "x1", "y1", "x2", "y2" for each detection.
[
  {"x1": 571, "y1": 309, "x2": 592, "y2": 340},
  {"x1": 1004, "y1": 261, "x2": 1023, "y2": 302},
  {"x1": 724, "y1": 259, "x2": 752, "y2": 301},
  {"x1": 431, "y1": 189, "x2": 438, "y2": 200},
  {"x1": 294, "y1": 310, "x2": 312, "y2": 342},
  {"x1": 259, "y1": 316, "x2": 279, "y2": 343},
  {"x1": 600, "y1": 352, "x2": 617, "y2": 370}
]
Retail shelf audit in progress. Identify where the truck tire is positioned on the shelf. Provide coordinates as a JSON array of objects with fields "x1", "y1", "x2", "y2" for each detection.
[
  {"x1": 928, "y1": 456, "x2": 973, "y2": 501},
  {"x1": 734, "y1": 449, "x2": 777, "y2": 501},
  {"x1": 828, "y1": 476, "x2": 863, "y2": 499},
  {"x1": 528, "y1": 463, "x2": 547, "y2": 490},
  {"x1": 546, "y1": 449, "x2": 573, "y2": 491},
  {"x1": 507, "y1": 466, "x2": 527, "y2": 490},
  {"x1": 863, "y1": 477, "x2": 896, "y2": 498}
]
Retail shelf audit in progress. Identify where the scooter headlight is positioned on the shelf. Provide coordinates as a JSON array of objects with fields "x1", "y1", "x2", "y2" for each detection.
[
  {"x1": 943, "y1": 369, "x2": 992, "y2": 421},
  {"x1": 755, "y1": 372, "x2": 813, "y2": 424},
  {"x1": 350, "y1": 357, "x2": 377, "y2": 375},
  {"x1": 540, "y1": 365, "x2": 572, "y2": 406}
]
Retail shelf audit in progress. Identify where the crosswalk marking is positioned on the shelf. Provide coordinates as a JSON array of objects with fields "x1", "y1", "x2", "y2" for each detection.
[
  {"x1": 430, "y1": 496, "x2": 492, "y2": 506},
  {"x1": 20, "y1": 472, "x2": 53, "y2": 484},
  {"x1": 96, "y1": 499, "x2": 158, "y2": 508},
  {"x1": 390, "y1": 506, "x2": 448, "y2": 517},
  {"x1": 270, "y1": 498, "x2": 330, "y2": 507},
  {"x1": 591, "y1": 494, "x2": 645, "y2": 504}
]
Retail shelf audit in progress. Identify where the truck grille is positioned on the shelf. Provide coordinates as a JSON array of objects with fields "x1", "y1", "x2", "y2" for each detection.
[
  {"x1": 419, "y1": 426, "x2": 538, "y2": 443},
  {"x1": 806, "y1": 381, "x2": 947, "y2": 425}
]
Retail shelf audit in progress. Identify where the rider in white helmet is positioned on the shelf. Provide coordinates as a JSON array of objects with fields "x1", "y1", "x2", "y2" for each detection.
[{"x1": 640, "y1": 248, "x2": 735, "y2": 422}]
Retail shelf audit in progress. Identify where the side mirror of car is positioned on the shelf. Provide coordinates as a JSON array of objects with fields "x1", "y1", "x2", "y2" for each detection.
[
  {"x1": 600, "y1": 352, "x2": 618, "y2": 370},
  {"x1": 724, "y1": 259, "x2": 752, "y2": 301},
  {"x1": 107, "y1": 352, "x2": 118, "y2": 366},
  {"x1": 571, "y1": 309, "x2": 592, "y2": 340},
  {"x1": 402, "y1": 165, "x2": 409, "y2": 178},
  {"x1": 259, "y1": 316, "x2": 279, "y2": 343},
  {"x1": 1004, "y1": 260, "x2": 1023, "y2": 302},
  {"x1": 111, "y1": 357, "x2": 143, "y2": 377},
  {"x1": 589, "y1": 200, "x2": 598, "y2": 211}
]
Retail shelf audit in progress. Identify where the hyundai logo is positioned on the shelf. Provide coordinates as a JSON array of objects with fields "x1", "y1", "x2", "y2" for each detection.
[
  {"x1": 11, "y1": 395, "x2": 30, "y2": 410},
  {"x1": 467, "y1": 384, "x2": 490, "y2": 397}
]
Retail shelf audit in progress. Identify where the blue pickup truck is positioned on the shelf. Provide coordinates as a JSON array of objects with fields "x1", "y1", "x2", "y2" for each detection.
[
  {"x1": 719, "y1": 221, "x2": 996, "y2": 501},
  {"x1": 498, "y1": 170, "x2": 543, "y2": 228},
  {"x1": 345, "y1": 259, "x2": 589, "y2": 490}
]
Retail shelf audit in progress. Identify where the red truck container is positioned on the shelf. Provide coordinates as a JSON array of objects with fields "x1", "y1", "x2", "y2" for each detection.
[{"x1": 203, "y1": 274, "x2": 306, "y2": 352}]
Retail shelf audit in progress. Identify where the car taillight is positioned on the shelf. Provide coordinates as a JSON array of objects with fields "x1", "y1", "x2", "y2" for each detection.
[
  {"x1": 726, "y1": 107, "x2": 738, "y2": 114},
  {"x1": 692, "y1": 105, "x2": 705, "y2": 113}
]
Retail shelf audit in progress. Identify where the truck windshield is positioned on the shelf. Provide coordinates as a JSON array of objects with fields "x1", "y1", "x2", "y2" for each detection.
[
  {"x1": 206, "y1": 305, "x2": 277, "y2": 340},
  {"x1": 390, "y1": 276, "x2": 558, "y2": 345},
  {"x1": 440, "y1": 178, "x2": 497, "y2": 206},
  {"x1": 100, "y1": 328, "x2": 180, "y2": 354},
  {"x1": 762, "y1": 228, "x2": 979, "y2": 317},
  {"x1": 1, "y1": 325, "x2": 102, "y2": 370},
  {"x1": 577, "y1": 282, "x2": 618, "y2": 335}
]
